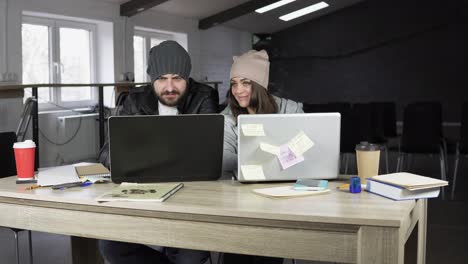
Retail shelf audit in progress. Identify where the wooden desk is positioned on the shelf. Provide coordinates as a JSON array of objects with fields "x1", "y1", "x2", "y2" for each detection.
[{"x1": 0, "y1": 177, "x2": 426, "y2": 264}]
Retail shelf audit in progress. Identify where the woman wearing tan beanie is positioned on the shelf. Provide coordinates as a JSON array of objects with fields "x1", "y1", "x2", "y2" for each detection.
[
  {"x1": 221, "y1": 50, "x2": 303, "y2": 263},
  {"x1": 221, "y1": 49, "x2": 304, "y2": 173}
]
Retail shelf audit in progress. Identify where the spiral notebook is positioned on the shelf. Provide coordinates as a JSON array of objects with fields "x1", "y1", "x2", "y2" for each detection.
[{"x1": 75, "y1": 163, "x2": 110, "y2": 181}]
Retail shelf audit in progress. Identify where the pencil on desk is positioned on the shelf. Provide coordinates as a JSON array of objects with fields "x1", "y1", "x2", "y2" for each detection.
[
  {"x1": 337, "y1": 183, "x2": 350, "y2": 191},
  {"x1": 25, "y1": 185, "x2": 41, "y2": 190}
]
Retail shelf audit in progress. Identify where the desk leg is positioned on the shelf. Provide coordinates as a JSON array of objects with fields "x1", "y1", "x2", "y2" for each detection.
[
  {"x1": 71, "y1": 237, "x2": 104, "y2": 264},
  {"x1": 358, "y1": 226, "x2": 403, "y2": 264},
  {"x1": 417, "y1": 199, "x2": 427, "y2": 264}
]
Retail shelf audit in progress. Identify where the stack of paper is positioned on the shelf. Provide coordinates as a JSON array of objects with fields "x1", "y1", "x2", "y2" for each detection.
[
  {"x1": 75, "y1": 163, "x2": 110, "y2": 183},
  {"x1": 371, "y1": 173, "x2": 448, "y2": 190}
]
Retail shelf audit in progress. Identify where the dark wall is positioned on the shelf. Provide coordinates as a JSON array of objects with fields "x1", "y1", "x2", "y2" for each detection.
[{"x1": 268, "y1": 0, "x2": 468, "y2": 121}]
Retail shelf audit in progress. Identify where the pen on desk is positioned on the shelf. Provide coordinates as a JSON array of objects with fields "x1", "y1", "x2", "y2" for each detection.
[
  {"x1": 25, "y1": 185, "x2": 41, "y2": 190},
  {"x1": 80, "y1": 182, "x2": 93, "y2": 187},
  {"x1": 337, "y1": 183, "x2": 350, "y2": 191},
  {"x1": 52, "y1": 181, "x2": 93, "y2": 190},
  {"x1": 51, "y1": 181, "x2": 84, "y2": 190}
]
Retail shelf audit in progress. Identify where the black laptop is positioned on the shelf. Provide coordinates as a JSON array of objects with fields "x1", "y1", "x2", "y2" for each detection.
[{"x1": 108, "y1": 115, "x2": 224, "y2": 183}]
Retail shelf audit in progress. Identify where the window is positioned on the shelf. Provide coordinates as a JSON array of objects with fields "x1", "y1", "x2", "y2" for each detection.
[
  {"x1": 22, "y1": 16, "x2": 97, "y2": 109},
  {"x1": 133, "y1": 30, "x2": 176, "y2": 83},
  {"x1": 22, "y1": 22, "x2": 51, "y2": 102}
]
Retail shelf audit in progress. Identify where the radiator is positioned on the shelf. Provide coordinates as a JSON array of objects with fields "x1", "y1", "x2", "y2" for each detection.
[{"x1": 56, "y1": 113, "x2": 99, "y2": 163}]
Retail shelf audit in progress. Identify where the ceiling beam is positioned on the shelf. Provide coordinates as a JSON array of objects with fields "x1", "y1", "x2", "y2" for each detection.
[
  {"x1": 198, "y1": 0, "x2": 279, "y2": 30},
  {"x1": 120, "y1": 0, "x2": 169, "y2": 17}
]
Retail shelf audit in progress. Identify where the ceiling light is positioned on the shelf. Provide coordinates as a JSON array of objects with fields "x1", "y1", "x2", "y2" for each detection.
[
  {"x1": 255, "y1": 0, "x2": 296, "y2": 14},
  {"x1": 279, "y1": 1, "x2": 329, "y2": 21}
]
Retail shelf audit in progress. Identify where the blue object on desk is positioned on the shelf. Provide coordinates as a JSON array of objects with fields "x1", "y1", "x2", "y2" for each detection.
[
  {"x1": 80, "y1": 182, "x2": 93, "y2": 187},
  {"x1": 294, "y1": 179, "x2": 328, "y2": 189},
  {"x1": 349, "y1": 177, "x2": 362, "y2": 193}
]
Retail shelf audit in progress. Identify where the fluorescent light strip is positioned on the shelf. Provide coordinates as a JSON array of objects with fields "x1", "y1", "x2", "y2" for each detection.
[
  {"x1": 255, "y1": 0, "x2": 296, "y2": 14},
  {"x1": 279, "y1": 1, "x2": 329, "y2": 21}
]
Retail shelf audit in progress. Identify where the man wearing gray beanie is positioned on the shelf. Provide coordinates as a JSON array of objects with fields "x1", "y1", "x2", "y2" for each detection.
[
  {"x1": 104, "y1": 40, "x2": 218, "y2": 116},
  {"x1": 98, "y1": 40, "x2": 218, "y2": 264},
  {"x1": 99, "y1": 40, "x2": 219, "y2": 167}
]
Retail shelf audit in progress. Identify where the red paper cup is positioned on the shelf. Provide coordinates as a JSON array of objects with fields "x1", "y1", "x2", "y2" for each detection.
[{"x1": 13, "y1": 140, "x2": 36, "y2": 180}]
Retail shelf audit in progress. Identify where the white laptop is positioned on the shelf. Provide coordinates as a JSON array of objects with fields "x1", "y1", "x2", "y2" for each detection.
[{"x1": 237, "y1": 113, "x2": 341, "y2": 182}]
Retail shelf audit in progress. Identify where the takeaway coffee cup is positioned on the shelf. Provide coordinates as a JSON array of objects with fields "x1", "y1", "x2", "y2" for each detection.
[
  {"x1": 13, "y1": 140, "x2": 36, "y2": 180},
  {"x1": 355, "y1": 142, "x2": 380, "y2": 184}
]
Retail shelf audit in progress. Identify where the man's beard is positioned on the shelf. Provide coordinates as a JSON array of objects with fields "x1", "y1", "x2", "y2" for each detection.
[{"x1": 157, "y1": 90, "x2": 185, "y2": 107}]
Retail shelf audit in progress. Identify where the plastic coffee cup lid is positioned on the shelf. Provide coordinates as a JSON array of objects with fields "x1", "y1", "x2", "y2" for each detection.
[
  {"x1": 355, "y1": 141, "x2": 380, "y2": 151},
  {"x1": 13, "y1": 140, "x2": 36, "y2": 149}
]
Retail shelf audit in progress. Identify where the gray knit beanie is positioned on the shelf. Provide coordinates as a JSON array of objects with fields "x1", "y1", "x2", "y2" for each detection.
[{"x1": 147, "y1": 40, "x2": 191, "y2": 83}]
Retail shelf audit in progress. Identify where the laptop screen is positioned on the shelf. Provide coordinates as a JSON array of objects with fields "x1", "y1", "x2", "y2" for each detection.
[
  {"x1": 109, "y1": 114, "x2": 224, "y2": 183},
  {"x1": 237, "y1": 113, "x2": 340, "y2": 182}
]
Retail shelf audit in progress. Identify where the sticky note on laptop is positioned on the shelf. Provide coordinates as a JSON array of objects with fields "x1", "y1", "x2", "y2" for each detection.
[
  {"x1": 287, "y1": 131, "x2": 314, "y2": 156},
  {"x1": 241, "y1": 165, "x2": 266, "y2": 180},
  {"x1": 278, "y1": 145, "x2": 304, "y2": 170},
  {"x1": 241, "y1": 124, "x2": 265, "y2": 136},
  {"x1": 260, "y1": 142, "x2": 280, "y2": 156}
]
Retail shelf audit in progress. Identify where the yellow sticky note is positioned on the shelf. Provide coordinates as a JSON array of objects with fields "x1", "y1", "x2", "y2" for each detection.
[
  {"x1": 241, "y1": 124, "x2": 265, "y2": 137},
  {"x1": 259, "y1": 142, "x2": 280, "y2": 156},
  {"x1": 287, "y1": 131, "x2": 314, "y2": 156},
  {"x1": 241, "y1": 165, "x2": 266, "y2": 180}
]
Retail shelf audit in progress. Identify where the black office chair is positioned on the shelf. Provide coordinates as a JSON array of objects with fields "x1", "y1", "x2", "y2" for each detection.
[
  {"x1": 302, "y1": 103, "x2": 325, "y2": 113},
  {"x1": 452, "y1": 102, "x2": 468, "y2": 200},
  {"x1": 212, "y1": 88, "x2": 220, "y2": 113},
  {"x1": 319, "y1": 103, "x2": 354, "y2": 174},
  {"x1": 345, "y1": 103, "x2": 388, "y2": 174},
  {"x1": 369, "y1": 102, "x2": 398, "y2": 173},
  {"x1": 0, "y1": 132, "x2": 34, "y2": 264},
  {"x1": 397, "y1": 102, "x2": 447, "y2": 199},
  {"x1": 114, "y1": 91, "x2": 129, "y2": 115},
  {"x1": 382, "y1": 102, "x2": 398, "y2": 138}
]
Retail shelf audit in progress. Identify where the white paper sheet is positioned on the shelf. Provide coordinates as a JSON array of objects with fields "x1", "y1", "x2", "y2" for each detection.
[
  {"x1": 253, "y1": 186, "x2": 330, "y2": 198},
  {"x1": 37, "y1": 165, "x2": 81, "y2": 186}
]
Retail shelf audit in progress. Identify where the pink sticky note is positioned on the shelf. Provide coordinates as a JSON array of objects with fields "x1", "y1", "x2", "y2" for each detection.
[{"x1": 278, "y1": 144, "x2": 304, "y2": 170}]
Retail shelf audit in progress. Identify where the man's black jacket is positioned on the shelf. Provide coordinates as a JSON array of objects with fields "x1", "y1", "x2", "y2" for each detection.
[{"x1": 98, "y1": 78, "x2": 219, "y2": 168}]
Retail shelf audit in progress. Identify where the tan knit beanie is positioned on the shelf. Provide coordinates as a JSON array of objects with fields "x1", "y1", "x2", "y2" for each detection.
[{"x1": 230, "y1": 50, "x2": 270, "y2": 90}]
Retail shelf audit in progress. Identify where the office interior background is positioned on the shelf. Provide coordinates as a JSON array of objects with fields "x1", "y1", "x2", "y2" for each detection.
[{"x1": 0, "y1": 0, "x2": 467, "y2": 263}]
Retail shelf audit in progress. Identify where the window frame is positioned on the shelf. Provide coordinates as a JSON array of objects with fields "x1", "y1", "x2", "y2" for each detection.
[{"x1": 22, "y1": 15, "x2": 98, "y2": 110}]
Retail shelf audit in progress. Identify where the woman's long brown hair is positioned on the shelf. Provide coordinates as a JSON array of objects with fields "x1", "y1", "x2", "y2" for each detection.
[{"x1": 228, "y1": 81, "x2": 278, "y2": 120}]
